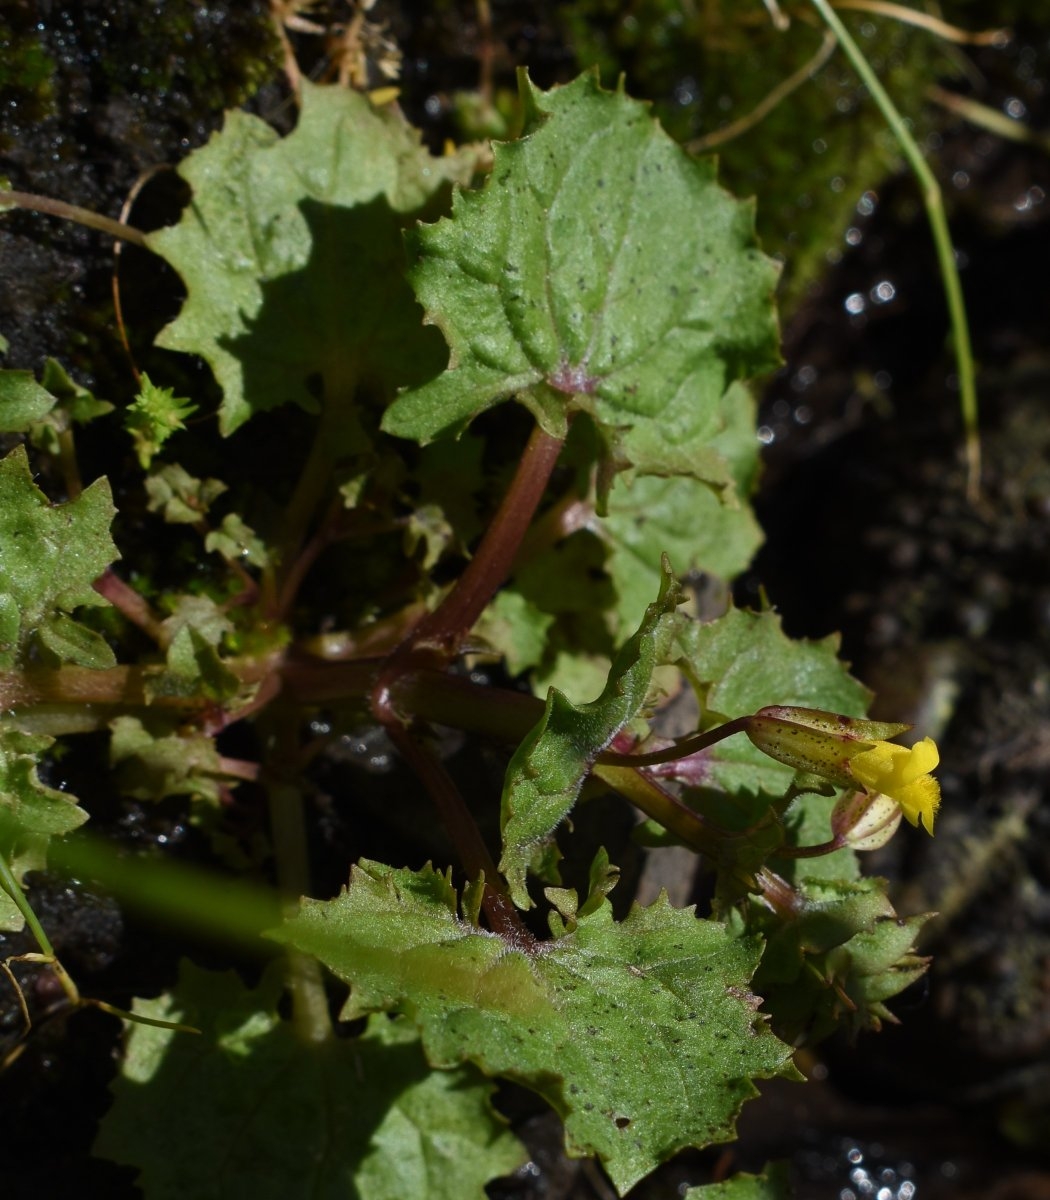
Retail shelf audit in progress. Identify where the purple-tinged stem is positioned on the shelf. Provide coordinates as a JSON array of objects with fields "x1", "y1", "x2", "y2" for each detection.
[
  {"x1": 93, "y1": 569, "x2": 165, "y2": 643},
  {"x1": 597, "y1": 716, "x2": 753, "y2": 768},
  {"x1": 406, "y1": 424, "x2": 564, "y2": 657},
  {"x1": 384, "y1": 722, "x2": 535, "y2": 946}
]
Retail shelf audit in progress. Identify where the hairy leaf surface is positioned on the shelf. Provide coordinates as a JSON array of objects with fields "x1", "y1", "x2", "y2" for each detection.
[
  {"x1": 747, "y1": 878, "x2": 933, "y2": 1043},
  {"x1": 0, "y1": 445, "x2": 117, "y2": 669},
  {"x1": 674, "y1": 609, "x2": 870, "y2": 796},
  {"x1": 603, "y1": 382, "x2": 763, "y2": 632},
  {"x1": 149, "y1": 83, "x2": 478, "y2": 434},
  {"x1": 383, "y1": 71, "x2": 780, "y2": 486},
  {"x1": 275, "y1": 861, "x2": 794, "y2": 1195},
  {"x1": 0, "y1": 730, "x2": 88, "y2": 931},
  {"x1": 500, "y1": 559, "x2": 680, "y2": 907}
]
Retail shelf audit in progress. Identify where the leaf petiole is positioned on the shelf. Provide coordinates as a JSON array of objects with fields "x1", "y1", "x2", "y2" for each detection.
[{"x1": 0, "y1": 189, "x2": 149, "y2": 248}]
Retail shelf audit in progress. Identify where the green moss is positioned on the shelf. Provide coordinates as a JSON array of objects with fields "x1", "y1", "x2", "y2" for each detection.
[
  {"x1": 0, "y1": 18, "x2": 57, "y2": 120},
  {"x1": 560, "y1": 2, "x2": 961, "y2": 302},
  {"x1": 92, "y1": 1, "x2": 281, "y2": 114}
]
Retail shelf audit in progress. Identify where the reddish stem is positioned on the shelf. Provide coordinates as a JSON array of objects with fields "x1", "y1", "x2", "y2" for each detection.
[
  {"x1": 274, "y1": 496, "x2": 345, "y2": 621},
  {"x1": 367, "y1": 421, "x2": 563, "y2": 909},
  {"x1": 217, "y1": 756, "x2": 262, "y2": 783},
  {"x1": 754, "y1": 867, "x2": 804, "y2": 916},
  {"x1": 93, "y1": 569, "x2": 165, "y2": 643},
  {"x1": 775, "y1": 836, "x2": 846, "y2": 859},
  {"x1": 364, "y1": 414, "x2": 567, "y2": 933},
  {"x1": 384, "y1": 722, "x2": 535, "y2": 946},
  {"x1": 407, "y1": 424, "x2": 564, "y2": 657},
  {"x1": 597, "y1": 716, "x2": 753, "y2": 768}
]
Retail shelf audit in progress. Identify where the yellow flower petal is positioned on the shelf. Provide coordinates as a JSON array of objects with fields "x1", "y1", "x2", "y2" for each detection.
[
  {"x1": 897, "y1": 772, "x2": 941, "y2": 834},
  {"x1": 850, "y1": 737, "x2": 940, "y2": 834}
]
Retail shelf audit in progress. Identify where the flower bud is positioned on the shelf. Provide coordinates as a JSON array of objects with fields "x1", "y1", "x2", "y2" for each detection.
[
  {"x1": 744, "y1": 705, "x2": 941, "y2": 834},
  {"x1": 831, "y1": 790, "x2": 902, "y2": 851}
]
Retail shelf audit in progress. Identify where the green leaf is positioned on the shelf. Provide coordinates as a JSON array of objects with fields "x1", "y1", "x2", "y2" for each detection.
[
  {"x1": 747, "y1": 877, "x2": 932, "y2": 1043},
  {"x1": 383, "y1": 70, "x2": 780, "y2": 488},
  {"x1": 204, "y1": 512, "x2": 269, "y2": 569},
  {"x1": 0, "y1": 358, "x2": 112, "y2": 444},
  {"x1": 603, "y1": 382, "x2": 763, "y2": 633},
  {"x1": 500, "y1": 560, "x2": 681, "y2": 908},
  {"x1": 94, "y1": 962, "x2": 525, "y2": 1200},
  {"x1": 0, "y1": 729, "x2": 88, "y2": 931},
  {"x1": 38, "y1": 358, "x2": 113, "y2": 425},
  {"x1": 0, "y1": 445, "x2": 118, "y2": 669},
  {"x1": 474, "y1": 588, "x2": 554, "y2": 676},
  {"x1": 124, "y1": 372, "x2": 198, "y2": 468},
  {"x1": 109, "y1": 716, "x2": 229, "y2": 805},
  {"x1": 673, "y1": 608, "x2": 870, "y2": 797},
  {"x1": 684, "y1": 1162, "x2": 792, "y2": 1200},
  {"x1": 403, "y1": 502, "x2": 455, "y2": 572},
  {"x1": 35, "y1": 610, "x2": 116, "y2": 670},
  {"x1": 0, "y1": 368, "x2": 58, "y2": 431},
  {"x1": 145, "y1": 463, "x2": 228, "y2": 525},
  {"x1": 158, "y1": 594, "x2": 233, "y2": 649},
  {"x1": 144, "y1": 625, "x2": 241, "y2": 704},
  {"x1": 149, "y1": 82, "x2": 480, "y2": 435},
  {"x1": 275, "y1": 862, "x2": 794, "y2": 1196},
  {"x1": 489, "y1": 530, "x2": 618, "y2": 702}
]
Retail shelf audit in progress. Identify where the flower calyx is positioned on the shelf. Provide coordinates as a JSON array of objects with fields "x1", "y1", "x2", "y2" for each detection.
[{"x1": 745, "y1": 705, "x2": 941, "y2": 834}]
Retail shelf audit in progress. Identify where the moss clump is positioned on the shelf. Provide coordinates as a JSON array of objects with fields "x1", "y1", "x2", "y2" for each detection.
[{"x1": 559, "y1": 2, "x2": 959, "y2": 300}]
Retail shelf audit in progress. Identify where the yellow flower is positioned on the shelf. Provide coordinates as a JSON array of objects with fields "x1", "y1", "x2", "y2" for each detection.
[
  {"x1": 744, "y1": 706, "x2": 941, "y2": 834},
  {"x1": 848, "y1": 737, "x2": 940, "y2": 834}
]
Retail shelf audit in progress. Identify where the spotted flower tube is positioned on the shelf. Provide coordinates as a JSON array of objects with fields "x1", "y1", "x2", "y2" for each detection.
[{"x1": 744, "y1": 705, "x2": 941, "y2": 834}]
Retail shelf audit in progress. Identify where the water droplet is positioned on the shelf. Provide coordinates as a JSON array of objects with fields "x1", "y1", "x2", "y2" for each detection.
[
  {"x1": 791, "y1": 364, "x2": 818, "y2": 391},
  {"x1": 845, "y1": 226, "x2": 863, "y2": 247},
  {"x1": 844, "y1": 292, "x2": 866, "y2": 315},
  {"x1": 673, "y1": 77, "x2": 698, "y2": 106},
  {"x1": 952, "y1": 169, "x2": 971, "y2": 190},
  {"x1": 1005, "y1": 96, "x2": 1027, "y2": 119},
  {"x1": 871, "y1": 280, "x2": 896, "y2": 304},
  {"x1": 1015, "y1": 185, "x2": 1045, "y2": 213},
  {"x1": 757, "y1": 425, "x2": 775, "y2": 445},
  {"x1": 857, "y1": 190, "x2": 878, "y2": 216}
]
